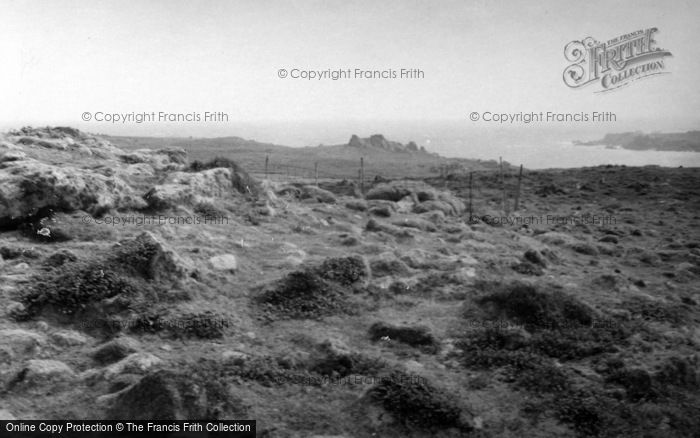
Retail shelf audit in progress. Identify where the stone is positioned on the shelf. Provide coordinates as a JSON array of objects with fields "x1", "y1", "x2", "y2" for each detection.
[
  {"x1": 143, "y1": 166, "x2": 255, "y2": 210},
  {"x1": 19, "y1": 359, "x2": 77, "y2": 386},
  {"x1": 91, "y1": 337, "x2": 141, "y2": 365},
  {"x1": 345, "y1": 200, "x2": 367, "y2": 212},
  {"x1": 12, "y1": 262, "x2": 29, "y2": 272},
  {"x1": 0, "y1": 329, "x2": 47, "y2": 364},
  {"x1": 0, "y1": 156, "x2": 146, "y2": 227},
  {"x1": 107, "y1": 370, "x2": 214, "y2": 420},
  {"x1": 300, "y1": 186, "x2": 336, "y2": 204},
  {"x1": 0, "y1": 409, "x2": 17, "y2": 420},
  {"x1": 209, "y1": 254, "x2": 238, "y2": 271},
  {"x1": 5, "y1": 302, "x2": 25, "y2": 318},
  {"x1": 50, "y1": 330, "x2": 90, "y2": 347},
  {"x1": 222, "y1": 350, "x2": 249, "y2": 365},
  {"x1": 103, "y1": 353, "x2": 163, "y2": 380}
]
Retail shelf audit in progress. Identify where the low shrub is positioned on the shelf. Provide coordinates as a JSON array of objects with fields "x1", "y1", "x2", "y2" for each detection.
[
  {"x1": 368, "y1": 370, "x2": 469, "y2": 431},
  {"x1": 257, "y1": 270, "x2": 350, "y2": 319},
  {"x1": 476, "y1": 282, "x2": 595, "y2": 331},
  {"x1": 368, "y1": 322, "x2": 439, "y2": 353},
  {"x1": 315, "y1": 256, "x2": 367, "y2": 286},
  {"x1": 19, "y1": 262, "x2": 136, "y2": 318}
]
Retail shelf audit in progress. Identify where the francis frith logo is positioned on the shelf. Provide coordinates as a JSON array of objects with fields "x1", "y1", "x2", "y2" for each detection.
[{"x1": 563, "y1": 28, "x2": 672, "y2": 92}]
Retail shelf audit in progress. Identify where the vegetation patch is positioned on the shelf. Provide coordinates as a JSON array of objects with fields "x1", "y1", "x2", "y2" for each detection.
[
  {"x1": 368, "y1": 370, "x2": 470, "y2": 431},
  {"x1": 368, "y1": 322, "x2": 439, "y2": 353},
  {"x1": 112, "y1": 232, "x2": 184, "y2": 282},
  {"x1": 458, "y1": 281, "x2": 699, "y2": 437},
  {"x1": 314, "y1": 256, "x2": 367, "y2": 286},
  {"x1": 309, "y1": 352, "x2": 388, "y2": 379},
  {"x1": 475, "y1": 282, "x2": 595, "y2": 331},
  {"x1": 194, "y1": 200, "x2": 229, "y2": 218},
  {"x1": 16, "y1": 262, "x2": 138, "y2": 320},
  {"x1": 127, "y1": 310, "x2": 230, "y2": 339},
  {"x1": 622, "y1": 296, "x2": 690, "y2": 325},
  {"x1": 256, "y1": 269, "x2": 352, "y2": 319},
  {"x1": 511, "y1": 261, "x2": 544, "y2": 276}
]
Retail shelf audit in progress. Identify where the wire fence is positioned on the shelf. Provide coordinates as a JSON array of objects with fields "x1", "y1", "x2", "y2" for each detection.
[{"x1": 247, "y1": 154, "x2": 530, "y2": 214}]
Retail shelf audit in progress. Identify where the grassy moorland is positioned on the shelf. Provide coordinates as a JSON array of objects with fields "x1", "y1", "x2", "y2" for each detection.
[{"x1": 0, "y1": 126, "x2": 699, "y2": 437}]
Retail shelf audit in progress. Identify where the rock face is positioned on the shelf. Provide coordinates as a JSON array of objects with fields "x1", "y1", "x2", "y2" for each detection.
[
  {"x1": 348, "y1": 134, "x2": 426, "y2": 153},
  {"x1": 0, "y1": 127, "x2": 185, "y2": 227},
  {"x1": 0, "y1": 329, "x2": 47, "y2": 364},
  {"x1": 0, "y1": 159, "x2": 147, "y2": 224}
]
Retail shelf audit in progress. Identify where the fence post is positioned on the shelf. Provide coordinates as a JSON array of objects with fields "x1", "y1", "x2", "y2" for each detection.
[
  {"x1": 358, "y1": 169, "x2": 362, "y2": 196},
  {"x1": 360, "y1": 157, "x2": 365, "y2": 195},
  {"x1": 315, "y1": 162, "x2": 319, "y2": 187},
  {"x1": 500, "y1": 157, "x2": 506, "y2": 214},
  {"x1": 265, "y1": 155, "x2": 269, "y2": 181},
  {"x1": 514, "y1": 164, "x2": 523, "y2": 211},
  {"x1": 468, "y1": 171, "x2": 473, "y2": 222}
]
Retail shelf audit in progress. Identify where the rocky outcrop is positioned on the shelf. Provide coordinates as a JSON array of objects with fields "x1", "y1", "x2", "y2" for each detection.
[
  {"x1": 348, "y1": 134, "x2": 426, "y2": 153},
  {"x1": 366, "y1": 181, "x2": 465, "y2": 216},
  {"x1": 0, "y1": 159, "x2": 147, "y2": 224},
  {"x1": 143, "y1": 167, "x2": 253, "y2": 210},
  {"x1": 0, "y1": 127, "x2": 186, "y2": 227}
]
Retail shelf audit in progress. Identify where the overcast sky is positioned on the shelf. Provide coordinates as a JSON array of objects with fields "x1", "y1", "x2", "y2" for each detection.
[{"x1": 1, "y1": 0, "x2": 699, "y2": 133}]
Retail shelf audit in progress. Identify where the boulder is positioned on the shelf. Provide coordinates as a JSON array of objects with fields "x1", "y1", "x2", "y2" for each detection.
[
  {"x1": 0, "y1": 329, "x2": 47, "y2": 364},
  {"x1": 365, "y1": 219, "x2": 413, "y2": 239},
  {"x1": 369, "y1": 256, "x2": 411, "y2": 277},
  {"x1": 16, "y1": 359, "x2": 77, "y2": 386},
  {"x1": 108, "y1": 369, "x2": 241, "y2": 420},
  {"x1": 0, "y1": 159, "x2": 147, "y2": 226},
  {"x1": 0, "y1": 409, "x2": 16, "y2": 420},
  {"x1": 392, "y1": 217, "x2": 437, "y2": 232},
  {"x1": 366, "y1": 183, "x2": 412, "y2": 202},
  {"x1": 300, "y1": 186, "x2": 337, "y2": 204},
  {"x1": 50, "y1": 330, "x2": 90, "y2": 347},
  {"x1": 143, "y1": 166, "x2": 257, "y2": 210},
  {"x1": 91, "y1": 337, "x2": 141, "y2": 365},
  {"x1": 103, "y1": 353, "x2": 163, "y2": 380},
  {"x1": 209, "y1": 254, "x2": 238, "y2": 272},
  {"x1": 345, "y1": 200, "x2": 367, "y2": 212}
]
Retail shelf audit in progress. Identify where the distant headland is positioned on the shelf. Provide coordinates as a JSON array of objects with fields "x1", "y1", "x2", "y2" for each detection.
[{"x1": 574, "y1": 131, "x2": 700, "y2": 152}]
